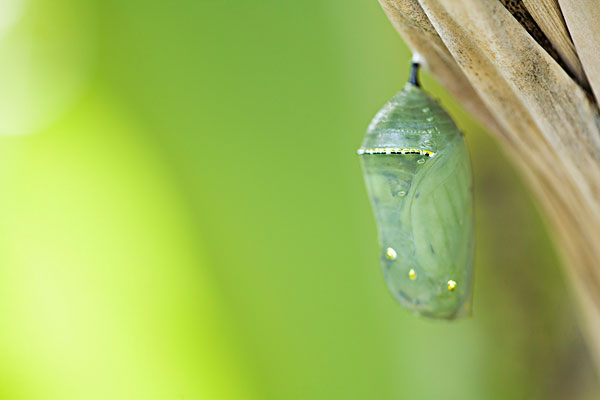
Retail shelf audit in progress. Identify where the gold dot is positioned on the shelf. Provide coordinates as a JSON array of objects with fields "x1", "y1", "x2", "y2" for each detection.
[
  {"x1": 408, "y1": 269, "x2": 416, "y2": 280},
  {"x1": 447, "y1": 280, "x2": 457, "y2": 291},
  {"x1": 385, "y1": 247, "x2": 397, "y2": 260}
]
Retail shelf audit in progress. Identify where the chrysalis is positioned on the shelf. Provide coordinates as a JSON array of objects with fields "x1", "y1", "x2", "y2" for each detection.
[{"x1": 358, "y1": 60, "x2": 474, "y2": 319}]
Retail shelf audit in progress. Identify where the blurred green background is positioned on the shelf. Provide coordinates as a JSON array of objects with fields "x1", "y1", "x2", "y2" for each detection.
[{"x1": 0, "y1": 0, "x2": 597, "y2": 399}]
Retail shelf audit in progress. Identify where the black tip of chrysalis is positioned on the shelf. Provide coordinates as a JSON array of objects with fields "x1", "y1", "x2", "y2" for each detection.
[{"x1": 409, "y1": 62, "x2": 420, "y2": 87}]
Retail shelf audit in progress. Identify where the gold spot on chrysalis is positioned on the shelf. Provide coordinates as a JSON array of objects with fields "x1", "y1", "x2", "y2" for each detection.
[
  {"x1": 408, "y1": 269, "x2": 416, "y2": 280},
  {"x1": 447, "y1": 280, "x2": 457, "y2": 291},
  {"x1": 385, "y1": 247, "x2": 397, "y2": 260}
]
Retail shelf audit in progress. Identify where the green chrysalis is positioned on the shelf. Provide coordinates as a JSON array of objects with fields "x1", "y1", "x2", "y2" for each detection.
[{"x1": 358, "y1": 61, "x2": 474, "y2": 319}]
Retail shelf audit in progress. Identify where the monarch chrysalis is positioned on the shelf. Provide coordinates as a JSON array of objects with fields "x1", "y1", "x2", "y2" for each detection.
[{"x1": 358, "y1": 60, "x2": 474, "y2": 319}]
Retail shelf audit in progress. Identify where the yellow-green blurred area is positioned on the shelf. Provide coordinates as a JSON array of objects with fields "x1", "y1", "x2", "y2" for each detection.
[{"x1": 0, "y1": 0, "x2": 598, "y2": 399}]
